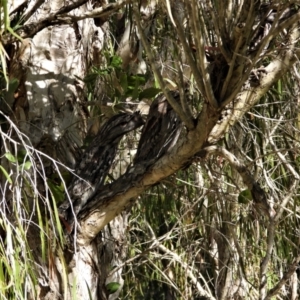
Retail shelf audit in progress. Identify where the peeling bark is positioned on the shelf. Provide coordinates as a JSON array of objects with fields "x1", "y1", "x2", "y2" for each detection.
[
  {"x1": 5, "y1": 1, "x2": 132, "y2": 299},
  {"x1": 2, "y1": 1, "x2": 300, "y2": 299}
]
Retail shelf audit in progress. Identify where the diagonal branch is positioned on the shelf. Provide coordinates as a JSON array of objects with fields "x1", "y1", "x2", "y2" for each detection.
[
  {"x1": 146, "y1": 221, "x2": 216, "y2": 300},
  {"x1": 198, "y1": 145, "x2": 275, "y2": 218},
  {"x1": 2, "y1": 0, "x2": 130, "y2": 44},
  {"x1": 59, "y1": 112, "x2": 144, "y2": 233},
  {"x1": 77, "y1": 106, "x2": 221, "y2": 245},
  {"x1": 22, "y1": 0, "x2": 45, "y2": 23},
  {"x1": 209, "y1": 37, "x2": 300, "y2": 143},
  {"x1": 265, "y1": 254, "x2": 300, "y2": 300},
  {"x1": 220, "y1": 12, "x2": 300, "y2": 109},
  {"x1": 58, "y1": 0, "x2": 131, "y2": 20}
]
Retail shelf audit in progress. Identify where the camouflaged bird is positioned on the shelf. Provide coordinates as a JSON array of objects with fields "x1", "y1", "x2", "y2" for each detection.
[
  {"x1": 134, "y1": 91, "x2": 182, "y2": 165},
  {"x1": 78, "y1": 91, "x2": 183, "y2": 222},
  {"x1": 58, "y1": 112, "x2": 144, "y2": 233}
]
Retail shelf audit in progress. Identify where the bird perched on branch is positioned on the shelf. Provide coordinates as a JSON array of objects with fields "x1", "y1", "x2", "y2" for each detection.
[
  {"x1": 251, "y1": 182, "x2": 276, "y2": 219},
  {"x1": 58, "y1": 112, "x2": 144, "y2": 233},
  {"x1": 134, "y1": 91, "x2": 182, "y2": 165}
]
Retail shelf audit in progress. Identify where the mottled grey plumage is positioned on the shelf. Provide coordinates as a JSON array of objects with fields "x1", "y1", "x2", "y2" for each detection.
[
  {"x1": 134, "y1": 91, "x2": 182, "y2": 165},
  {"x1": 78, "y1": 92, "x2": 183, "y2": 221},
  {"x1": 58, "y1": 112, "x2": 144, "y2": 232},
  {"x1": 251, "y1": 182, "x2": 275, "y2": 219}
]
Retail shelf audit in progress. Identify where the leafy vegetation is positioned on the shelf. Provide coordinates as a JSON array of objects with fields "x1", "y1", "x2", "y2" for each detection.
[{"x1": 0, "y1": 1, "x2": 300, "y2": 299}]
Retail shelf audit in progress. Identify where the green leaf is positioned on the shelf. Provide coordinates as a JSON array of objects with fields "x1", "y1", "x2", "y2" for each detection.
[
  {"x1": 8, "y1": 78, "x2": 19, "y2": 93},
  {"x1": 17, "y1": 149, "x2": 28, "y2": 162},
  {"x1": 131, "y1": 85, "x2": 139, "y2": 100},
  {"x1": 110, "y1": 55, "x2": 122, "y2": 68},
  {"x1": 0, "y1": 165, "x2": 12, "y2": 184},
  {"x1": 48, "y1": 179, "x2": 65, "y2": 204},
  {"x1": 127, "y1": 74, "x2": 146, "y2": 87},
  {"x1": 5, "y1": 152, "x2": 17, "y2": 163},
  {"x1": 20, "y1": 161, "x2": 32, "y2": 170},
  {"x1": 83, "y1": 73, "x2": 99, "y2": 83},
  {"x1": 238, "y1": 189, "x2": 252, "y2": 204},
  {"x1": 114, "y1": 88, "x2": 121, "y2": 99},
  {"x1": 139, "y1": 88, "x2": 161, "y2": 100},
  {"x1": 85, "y1": 281, "x2": 93, "y2": 300},
  {"x1": 106, "y1": 282, "x2": 121, "y2": 294}
]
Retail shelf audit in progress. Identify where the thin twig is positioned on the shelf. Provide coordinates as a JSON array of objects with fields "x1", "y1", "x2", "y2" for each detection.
[
  {"x1": 265, "y1": 254, "x2": 300, "y2": 300},
  {"x1": 170, "y1": 10, "x2": 208, "y2": 105},
  {"x1": 188, "y1": 0, "x2": 219, "y2": 108},
  {"x1": 201, "y1": 145, "x2": 275, "y2": 218},
  {"x1": 221, "y1": 8, "x2": 300, "y2": 108},
  {"x1": 259, "y1": 178, "x2": 298, "y2": 299},
  {"x1": 146, "y1": 221, "x2": 216, "y2": 300},
  {"x1": 133, "y1": 5, "x2": 195, "y2": 130},
  {"x1": 22, "y1": 0, "x2": 44, "y2": 22}
]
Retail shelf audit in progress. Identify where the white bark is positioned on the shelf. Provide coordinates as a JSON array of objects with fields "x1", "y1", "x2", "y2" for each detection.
[
  {"x1": 3, "y1": 1, "x2": 300, "y2": 299},
  {"x1": 7, "y1": 1, "x2": 128, "y2": 299}
]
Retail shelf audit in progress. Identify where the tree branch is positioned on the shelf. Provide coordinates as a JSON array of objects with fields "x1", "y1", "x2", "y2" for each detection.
[
  {"x1": 198, "y1": 145, "x2": 275, "y2": 218},
  {"x1": 188, "y1": 0, "x2": 219, "y2": 107},
  {"x1": 265, "y1": 254, "x2": 300, "y2": 300},
  {"x1": 146, "y1": 221, "x2": 216, "y2": 300},
  {"x1": 170, "y1": 7, "x2": 211, "y2": 107},
  {"x1": 2, "y1": 0, "x2": 129, "y2": 44},
  {"x1": 218, "y1": 9, "x2": 300, "y2": 110},
  {"x1": 76, "y1": 104, "x2": 220, "y2": 245},
  {"x1": 22, "y1": 0, "x2": 44, "y2": 23},
  {"x1": 58, "y1": 0, "x2": 131, "y2": 20},
  {"x1": 259, "y1": 178, "x2": 299, "y2": 299},
  {"x1": 133, "y1": 6, "x2": 195, "y2": 130},
  {"x1": 209, "y1": 35, "x2": 300, "y2": 144}
]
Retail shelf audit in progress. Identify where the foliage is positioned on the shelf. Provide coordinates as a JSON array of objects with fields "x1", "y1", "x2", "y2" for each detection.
[
  {"x1": 0, "y1": 112, "x2": 71, "y2": 299},
  {"x1": 122, "y1": 81, "x2": 300, "y2": 299},
  {"x1": 0, "y1": 1, "x2": 300, "y2": 300},
  {"x1": 0, "y1": 0, "x2": 23, "y2": 87}
]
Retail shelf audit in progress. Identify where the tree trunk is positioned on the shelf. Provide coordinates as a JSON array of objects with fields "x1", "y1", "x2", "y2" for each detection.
[
  {"x1": 2, "y1": 1, "x2": 300, "y2": 299},
  {"x1": 6, "y1": 1, "x2": 129, "y2": 299}
]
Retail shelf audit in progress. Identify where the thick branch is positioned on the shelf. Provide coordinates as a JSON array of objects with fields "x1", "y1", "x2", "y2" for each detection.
[
  {"x1": 58, "y1": 0, "x2": 131, "y2": 20},
  {"x1": 209, "y1": 43, "x2": 299, "y2": 143},
  {"x1": 77, "y1": 103, "x2": 220, "y2": 245},
  {"x1": 2, "y1": 0, "x2": 129, "y2": 44}
]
